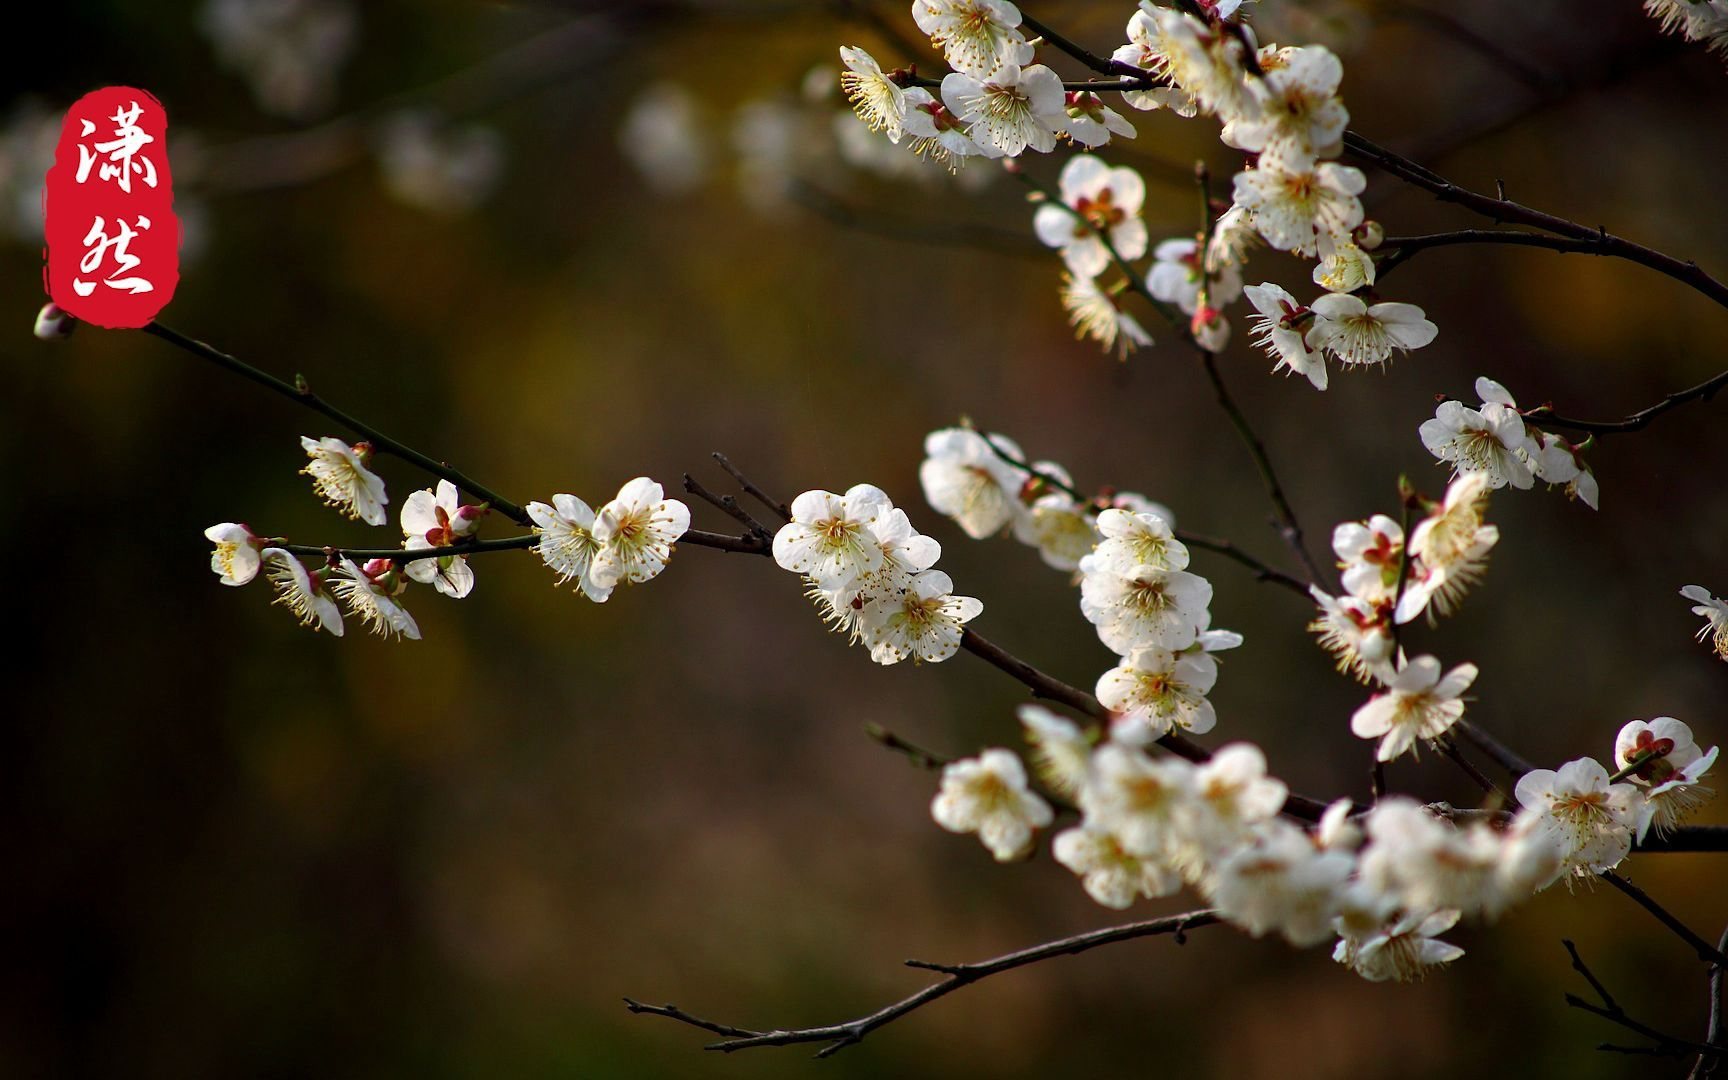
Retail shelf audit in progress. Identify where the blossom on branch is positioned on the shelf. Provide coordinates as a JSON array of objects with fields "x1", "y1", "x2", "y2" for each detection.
[
  {"x1": 919, "y1": 427, "x2": 1025, "y2": 539},
  {"x1": 861, "y1": 568, "x2": 983, "y2": 664},
  {"x1": 591, "y1": 477, "x2": 691, "y2": 589},
  {"x1": 839, "y1": 46, "x2": 908, "y2": 141},
  {"x1": 261, "y1": 547, "x2": 344, "y2": 635},
  {"x1": 205, "y1": 522, "x2": 264, "y2": 586},
  {"x1": 912, "y1": 0, "x2": 1033, "y2": 79},
  {"x1": 1681, "y1": 584, "x2": 1728, "y2": 661},
  {"x1": 1304, "y1": 293, "x2": 1437, "y2": 369},
  {"x1": 1514, "y1": 757, "x2": 1640, "y2": 877},
  {"x1": 940, "y1": 63, "x2": 1066, "y2": 157},
  {"x1": 329, "y1": 557, "x2": 420, "y2": 640},
  {"x1": 300, "y1": 435, "x2": 387, "y2": 525},
  {"x1": 401, "y1": 479, "x2": 485, "y2": 599},
  {"x1": 1350, "y1": 653, "x2": 1478, "y2": 762},
  {"x1": 1032, "y1": 155, "x2": 1148, "y2": 278},
  {"x1": 527, "y1": 494, "x2": 612, "y2": 602},
  {"x1": 1614, "y1": 717, "x2": 1719, "y2": 840},
  {"x1": 930, "y1": 747, "x2": 1052, "y2": 861}
]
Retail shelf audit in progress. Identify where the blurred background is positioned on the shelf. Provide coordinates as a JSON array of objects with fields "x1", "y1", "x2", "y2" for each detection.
[{"x1": 4, "y1": 0, "x2": 1726, "y2": 1076}]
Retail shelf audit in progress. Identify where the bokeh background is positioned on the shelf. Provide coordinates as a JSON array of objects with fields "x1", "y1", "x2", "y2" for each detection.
[{"x1": 4, "y1": 1, "x2": 1726, "y2": 1076}]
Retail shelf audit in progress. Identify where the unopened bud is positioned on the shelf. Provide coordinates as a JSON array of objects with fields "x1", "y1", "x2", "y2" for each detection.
[
  {"x1": 1356, "y1": 220, "x2": 1385, "y2": 251},
  {"x1": 34, "y1": 302, "x2": 75, "y2": 341}
]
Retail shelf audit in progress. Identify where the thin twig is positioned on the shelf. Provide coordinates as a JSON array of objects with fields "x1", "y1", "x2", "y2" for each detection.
[
  {"x1": 142, "y1": 322, "x2": 532, "y2": 525},
  {"x1": 864, "y1": 723, "x2": 952, "y2": 770},
  {"x1": 1563, "y1": 939, "x2": 1725, "y2": 1058},
  {"x1": 629, "y1": 909, "x2": 1221, "y2": 1056},
  {"x1": 712, "y1": 452, "x2": 792, "y2": 521},
  {"x1": 1688, "y1": 923, "x2": 1728, "y2": 1079},
  {"x1": 1601, "y1": 872, "x2": 1728, "y2": 967},
  {"x1": 1452, "y1": 718, "x2": 1535, "y2": 778}
]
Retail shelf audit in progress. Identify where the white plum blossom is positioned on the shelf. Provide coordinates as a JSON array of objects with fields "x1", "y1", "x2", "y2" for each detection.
[
  {"x1": 1147, "y1": 237, "x2": 1243, "y2": 316},
  {"x1": 913, "y1": 0, "x2": 1034, "y2": 79},
  {"x1": 1189, "y1": 304, "x2": 1231, "y2": 354},
  {"x1": 1210, "y1": 818, "x2": 1355, "y2": 947},
  {"x1": 1084, "y1": 507, "x2": 1189, "y2": 575},
  {"x1": 900, "y1": 87, "x2": 992, "y2": 169},
  {"x1": 920, "y1": 427, "x2": 1025, "y2": 539},
  {"x1": 618, "y1": 83, "x2": 710, "y2": 196},
  {"x1": 805, "y1": 505, "x2": 942, "y2": 643},
  {"x1": 1335, "y1": 909, "x2": 1466, "y2": 983},
  {"x1": 1332, "y1": 514, "x2": 1404, "y2": 604},
  {"x1": 1175, "y1": 743, "x2": 1289, "y2": 875},
  {"x1": 931, "y1": 748, "x2": 1053, "y2": 861},
  {"x1": 861, "y1": 569, "x2": 983, "y2": 664},
  {"x1": 1060, "y1": 91, "x2": 1137, "y2": 147},
  {"x1": 773, "y1": 484, "x2": 892, "y2": 587},
  {"x1": 1304, "y1": 293, "x2": 1437, "y2": 368},
  {"x1": 1681, "y1": 584, "x2": 1728, "y2": 661},
  {"x1": 1054, "y1": 824, "x2": 1182, "y2": 908},
  {"x1": 1111, "y1": 6, "x2": 1198, "y2": 116},
  {"x1": 1358, "y1": 799, "x2": 1556, "y2": 918},
  {"x1": 941, "y1": 64, "x2": 1066, "y2": 157},
  {"x1": 1615, "y1": 717, "x2": 1718, "y2": 839},
  {"x1": 1097, "y1": 646, "x2": 1220, "y2": 742},
  {"x1": 1032, "y1": 155, "x2": 1148, "y2": 278},
  {"x1": 1225, "y1": 44, "x2": 1348, "y2": 170},
  {"x1": 1515, "y1": 757, "x2": 1640, "y2": 877},
  {"x1": 1407, "y1": 473, "x2": 1498, "y2": 619},
  {"x1": 401, "y1": 480, "x2": 485, "y2": 599},
  {"x1": 200, "y1": 0, "x2": 356, "y2": 119},
  {"x1": 1419, "y1": 377, "x2": 1538, "y2": 490},
  {"x1": 1309, "y1": 586, "x2": 1394, "y2": 683},
  {"x1": 1145, "y1": 7, "x2": 1258, "y2": 120},
  {"x1": 1529, "y1": 432, "x2": 1599, "y2": 509},
  {"x1": 260, "y1": 547, "x2": 344, "y2": 635},
  {"x1": 1206, "y1": 204, "x2": 1262, "y2": 272},
  {"x1": 591, "y1": 478, "x2": 691, "y2": 589},
  {"x1": 1232, "y1": 162, "x2": 1365, "y2": 256},
  {"x1": 839, "y1": 46, "x2": 907, "y2": 140},
  {"x1": 1312, "y1": 238, "x2": 1377, "y2": 293},
  {"x1": 1080, "y1": 562, "x2": 1213, "y2": 655},
  {"x1": 1351, "y1": 653, "x2": 1477, "y2": 762},
  {"x1": 206, "y1": 522, "x2": 264, "y2": 586},
  {"x1": 300, "y1": 436, "x2": 387, "y2": 525},
  {"x1": 1244, "y1": 282, "x2": 1326, "y2": 390},
  {"x1": 1079, "y1": 742, "x2": 1195, "y2": 860},
  {"x1": 526, "y1": 495, "x2": 612, "y2": 602},
  {"x1": 1019, "y1": 703, "x2": 1092, "y2": 797},
  {"x1": 329, "y1": 557, "x2": 420, "y2": 640},
  {"x1": 1060, "y1": 273, "x2": 1153, "y2": 358},
  {"x1": 375, "y1": 110, "x2": 503, "y2": 215}
]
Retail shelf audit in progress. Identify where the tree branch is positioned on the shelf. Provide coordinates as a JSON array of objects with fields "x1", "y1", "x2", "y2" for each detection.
[
  {"x1": 628, "y1": 908, "x2": 1220, "y2": 1056},
  {"x1": 1564, "y1": 939, "x2": 1724, "y2": 1059},
  {"x1": 1601, "y1": 872, "x2": 1728, "y2": 967}
]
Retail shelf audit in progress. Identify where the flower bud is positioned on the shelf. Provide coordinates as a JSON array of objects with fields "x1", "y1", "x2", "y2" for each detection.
[{"x1": 34, "y1": 302, "x2": 75, "y2": 341}]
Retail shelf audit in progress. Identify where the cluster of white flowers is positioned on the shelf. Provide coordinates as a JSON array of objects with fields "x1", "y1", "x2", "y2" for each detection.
[
  {"x1": 771, "y1": 481, "x2": 980, "y2": 664},
  {"x1": 1309, "y1": 472, "x2": 1498, "y2": 687},
  {"x1": 1517, "y1": 717, "x2": 1718, "y2": 877},
  {"x1": 373, "y1": 109, "x2": 504, "y2": 215},
  {"x1": 1644, "y1": 0, "x2": 1728, "y2": 62},
  {"x1": 526, "y1": 479, "x2": 691, "y2": 603},
  {"x1": 208, "y1": 436, "x2": 691, "y2": 637},
  {"x1": 931, "y1": 705, "x2": 1598, "y2": 982},
  {"x1": 1420, "y1": 377, "x2": 1598, "y2": 508}
]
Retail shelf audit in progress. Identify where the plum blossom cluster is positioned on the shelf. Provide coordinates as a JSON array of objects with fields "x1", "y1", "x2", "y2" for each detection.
[
  {"x1": 918, "y1": 424, "x2": 1239, "y2": 745},
  {"x1": 771, "y1": 481, "x2": 980, "y2": 664},
  {"x1": 1310, "y1": 472, "x2": 1498, "y2": 690},
  {"x1": 205, "y1": 434, "x2": 692, "y2": 637},
  {"x1": 1420, "y1": 377, "x2": 1598, "y2": 509},
  {"x1": 525, "y1": 479, "x2": 691, "y2": 603},
  {"x1": 1517, "y1": 717, "x2": 1718, "y2": 878},
  {"x1": 934, "y1": 706, "x2": 1572, "y2": 983}
]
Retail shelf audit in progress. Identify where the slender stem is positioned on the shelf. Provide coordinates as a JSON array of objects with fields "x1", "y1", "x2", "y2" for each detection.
[
  {"x1": 1195, "y1": 350, "x2": 1328, "y2": 587},
  {"x1": 628, "y1": 909, "x2": 1220, "y2": 1056},
  {"x1": 1601, "y1": 873, "x2": 1728, "y2": 967},
  {"x1": 1522, "y1": 366, "x2": 1728, "y2": 436},
  {"x1": 142, "y1": 322, "x2": 531, "y2": 525},
  {"x1": 281, "y1": 535, "x2": 538, "y2": 564},
  {"x1": 863, "y1": 724, "x2": 952, "y2": 770},
  {"x1": 1564, "y1": 939, "x2": 1725, "y2": 1058},
  {"x1": 1690, "y1": 923, "x2": 1728, "y2": 1079},
  {"x1": 1436, "y1": 737, "x2": 1507, "y2": 806},
  {"x1": 1452, "y1": 718, "x2": 1534, "y2": 778}
]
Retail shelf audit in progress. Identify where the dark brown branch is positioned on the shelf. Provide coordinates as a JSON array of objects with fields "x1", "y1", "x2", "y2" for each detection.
[
  {"x1": 280, "y1": 535, "x2": 538, "y2": 564},
  {"x1": 1376, "y1": 229, "x2": 1608, "y2": 281},
  {"x1": 1343, "y1": 131, "x2": 1728, "y2": 312},
  {"x1": 712, "y1": 452, "x2": 792, "y2": 522},
  {"x1": 1564, "y1": 939, "x2": 1725, "y2": 1059},
  {"x1": 1195, "y1": 350, "x2": 1329, "y2": 588},
  {"x1": 1452, "y1": 718, "x2": 1535, "y2": 778},
  {"x1": 628, "y1": 909, "x2": 1220, "y2": 1056},
  {"x1": 1522, "y1": 366, "x2": 1728, "y2": 436},
  {"x1": 682, "y1": 473, "x2": 770, "y2": 540},
  {"x1": 864, "y1": 723, "x2": 952, "y2": 770},
  {"x1": 143, "y1": 322, "x2": 532, "y2": 525},
  {"x1": 1602, "y1": 872, "x2": 1728, "y2": 967},
  {"x1": 1690, "y1": 923, "x2": 1728, "y2": 1079}
]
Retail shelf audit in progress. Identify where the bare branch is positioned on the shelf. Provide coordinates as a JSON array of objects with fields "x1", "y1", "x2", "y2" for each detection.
[
  {"x1": 1563, "y1": 939, "x2": 1724, "y2": 1059},
  {"x1": 1601, "y1": 872, "x2": 1728, "y2": 967},
  {"x1": 629, "y1": 909, "x2": 1221, "y2": 1056}
]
